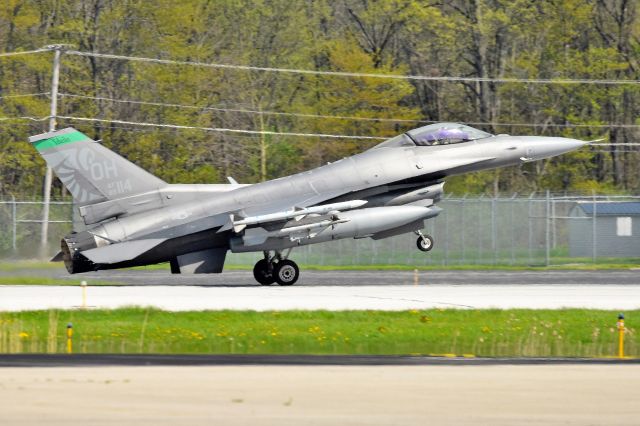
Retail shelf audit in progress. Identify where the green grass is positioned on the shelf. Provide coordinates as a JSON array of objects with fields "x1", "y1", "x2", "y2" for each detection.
[
  {"x1": 0, "y1": 261, "x2": 65, "y2": 272},
  {"x1": 0, "y1": 308, "x2": 637, "y2": 358}
]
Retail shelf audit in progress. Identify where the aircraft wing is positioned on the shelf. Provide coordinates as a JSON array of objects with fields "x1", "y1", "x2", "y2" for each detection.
[{"x1": 81, "y1": 238, "x2": 167, "y2": 264}]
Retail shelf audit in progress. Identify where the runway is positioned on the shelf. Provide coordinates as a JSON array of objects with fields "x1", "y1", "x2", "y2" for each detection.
[
  {"x1": 1, "y1": 269, "x2": 639, "y2": 311},
  {"x1": 1, "y1": 282, "x2": 639, "y2": 310},
  {"x1": 14, "y1": 268, "x2": 640, "y2": 286},
  {"x1": 1, "y1": 364, "x2": 639, "y2": 425}
]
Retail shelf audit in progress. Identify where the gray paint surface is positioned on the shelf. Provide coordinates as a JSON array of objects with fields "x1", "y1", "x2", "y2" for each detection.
[{"x1": 29, "y1": 123, "x2": 589, "y2": 281}]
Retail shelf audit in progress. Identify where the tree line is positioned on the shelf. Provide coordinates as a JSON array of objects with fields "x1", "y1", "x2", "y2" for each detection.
[{"x1": 0, "y1": 0, "x2": 638, "y2": 199}]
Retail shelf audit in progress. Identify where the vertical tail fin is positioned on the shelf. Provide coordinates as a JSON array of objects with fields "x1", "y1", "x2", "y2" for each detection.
[{"x1": 29, "y1": 127, "x2": 166, "y2": 206}]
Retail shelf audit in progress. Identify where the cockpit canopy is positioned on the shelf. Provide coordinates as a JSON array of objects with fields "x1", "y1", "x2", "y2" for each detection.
[{"x1": 374, "y1": 123, "x2": 492, "y2": 149}]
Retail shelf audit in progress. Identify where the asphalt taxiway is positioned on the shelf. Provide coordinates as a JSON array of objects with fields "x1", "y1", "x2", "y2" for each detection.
[
  {"x1": 29, "y1": 268, "x2": 640, "y2": 286},
  {"x1": 0, "y1": 354, "x2": 638, "y2": 367}
]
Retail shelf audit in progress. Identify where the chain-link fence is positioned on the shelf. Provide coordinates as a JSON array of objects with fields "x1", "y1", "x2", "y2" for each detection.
[{"x1": 1, "y1": 194, "x2": 638, "y2": 265}]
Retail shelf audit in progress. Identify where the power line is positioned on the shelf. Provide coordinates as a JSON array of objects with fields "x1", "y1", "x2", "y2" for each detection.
[
  {"x1": 0, "y1": 48, "x2": 637, "y2": 86},
  {"x1": 0, "y1": 49, "x2": 49, "y2": 58},
  {"x1": 0, "y1": 92, "x2": 50, "y2": 100},
  {"x1": 56, "y1": 115, "x2": 388, "y2": 140},
  {"x1": 64, "y1": 49, "x2": 640, "y2": 86},
  {"x1": 590, "y1": 143, "x2": 640, "y2": 146},
  {"x1": 0, "y1": 116, "x2": 47, "y2": 122},
  {"x1": 59, "y1": 92, "x2": 640, "y2": 129},
  {"x1": 5, "y1": 113, "x2": 640, "y2": 144},
  {"x1": 59, "y1": 93, "x2": 427, "y2": 124}
]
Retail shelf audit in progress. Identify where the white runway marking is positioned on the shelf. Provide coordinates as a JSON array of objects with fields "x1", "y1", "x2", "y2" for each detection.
[{"x1": 0, "y1": 284, "x2": 639, "y2": 311}]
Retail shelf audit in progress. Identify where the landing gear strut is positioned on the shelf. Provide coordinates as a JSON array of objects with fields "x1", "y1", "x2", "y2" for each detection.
[
  {"x1": 253, "y1": 250, "x2": 300, "y2": 286},
  {"x1": 415, "y1": 230, "x2": 434, "y2": 252}
]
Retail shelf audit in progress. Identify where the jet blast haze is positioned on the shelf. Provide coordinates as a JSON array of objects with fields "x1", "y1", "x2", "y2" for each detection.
[{"x1": 30, "y1": 123, "x2": 588, "y2": 285}]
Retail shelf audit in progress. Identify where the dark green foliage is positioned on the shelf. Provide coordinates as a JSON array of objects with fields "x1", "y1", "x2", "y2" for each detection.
[{"x1": 0, "y1": 0, "x2": 638, "y2": 198}]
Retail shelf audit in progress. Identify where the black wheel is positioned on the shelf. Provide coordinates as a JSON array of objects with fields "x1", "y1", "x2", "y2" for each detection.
[
  {"x1": 253, "y1": 259, "x2": 275, "y2": 285},
  {"x1": 274, "y1": 259, "x2": 300, "y2": 286},
  {"x1": 416, "y1": 235, "x2": 434, "y2": 252}
]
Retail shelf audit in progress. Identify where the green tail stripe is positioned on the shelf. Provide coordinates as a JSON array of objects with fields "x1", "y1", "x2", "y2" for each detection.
[{"x1": 33, "y1": 131, "x2": 89, "y2": 151}]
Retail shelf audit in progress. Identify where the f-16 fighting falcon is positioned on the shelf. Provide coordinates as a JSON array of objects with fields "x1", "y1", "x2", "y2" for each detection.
[{"x1": 30, "y1": 123, "x2": 588, "y2": 285}]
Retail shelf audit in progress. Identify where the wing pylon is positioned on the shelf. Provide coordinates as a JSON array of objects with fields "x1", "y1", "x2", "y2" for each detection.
[{"x1": 218, "y1": 199, "x2": 367, "y2": 234}]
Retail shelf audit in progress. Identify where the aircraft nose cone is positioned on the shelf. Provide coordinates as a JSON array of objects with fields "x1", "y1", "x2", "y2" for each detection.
[
  {"x1": 559, "y1": 137, "x2": 589, "y2": 150},
  {"x1": 522, "y1": 136, "x2": 588, "y2": 161},
  {"x1": 544, "y1": 137, "x2": 589, "y2": 156}
]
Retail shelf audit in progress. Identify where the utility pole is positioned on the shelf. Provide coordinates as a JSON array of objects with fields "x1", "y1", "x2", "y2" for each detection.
[
  {"x1": 40, "y1": 45, "x2": 65, "y2": 257},
  {"x1": 258, "y1": 106, "x2": 268, "y2": 182}
]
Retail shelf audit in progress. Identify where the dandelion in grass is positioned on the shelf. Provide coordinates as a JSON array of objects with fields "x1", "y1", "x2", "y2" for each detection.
[{"x1": 19, "y1": 332, "x2": 29, "y2": 339}]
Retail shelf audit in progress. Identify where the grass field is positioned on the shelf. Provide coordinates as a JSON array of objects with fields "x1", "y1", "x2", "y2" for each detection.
[{"x1": 0, "y1": 309, "x2": 636, "y2": 358}]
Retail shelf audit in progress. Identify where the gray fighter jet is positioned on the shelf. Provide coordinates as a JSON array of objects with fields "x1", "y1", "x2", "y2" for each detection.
[{"x1": 30, "y1": 123, "x2": 587, "y2": 285}]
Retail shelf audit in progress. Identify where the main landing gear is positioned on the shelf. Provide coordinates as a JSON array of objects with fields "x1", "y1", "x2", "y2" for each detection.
[
  {"x1": 415, "y1": 230, "x2": 434, "y2": 252},
  {"x1": 253, "y1": 250, "x2": 300, "y2": 286}
]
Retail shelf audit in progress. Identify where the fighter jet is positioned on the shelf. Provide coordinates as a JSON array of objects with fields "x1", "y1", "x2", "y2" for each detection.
[{"x1": 30, "y1": 122, "x2": 587, "y2": 285}]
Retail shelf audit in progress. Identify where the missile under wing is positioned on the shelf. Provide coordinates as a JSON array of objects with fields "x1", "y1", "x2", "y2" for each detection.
[{"x1": 30, "y1": 123, "x2": 588, "y2": 285}]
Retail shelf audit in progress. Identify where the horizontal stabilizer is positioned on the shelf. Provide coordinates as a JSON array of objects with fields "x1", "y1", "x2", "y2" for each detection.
[
  {"x1": 50, "y1": 251, "x2": 64, "y2": 262},
  {"x1": 82, "y1": 238, "x2": 167, "y2": 264}
]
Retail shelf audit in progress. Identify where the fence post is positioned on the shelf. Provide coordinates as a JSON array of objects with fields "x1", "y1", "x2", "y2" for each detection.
[
  {"x1": 545, "y1": 190, "x2": 550, "y2": 266},
  {"x1": 491, "y1": 197, "x2": 497, "y2": 265},
  {"x1": 461, "y1": 195, "x2": 466, "y2": 264},
  {"x1": 510, "y1": 193, "x2": 516, "y2": 265},
  {"x1": 444, "y1": 201, "x2": 449, "y2": 265},
  {"x1": 551, "y1": 196, "x2": 557, "y2": 249},
  {"x1": 478, "y1": 195, "x2": 484, "y2": 264},
  {"x1": 592, "y1": 191, "x2": 597, "y2": 263},
  {"x1": 11, "y1": 195, "x2": 17, "y2": 252},
  {"x1": 528, "y1": 192, "x2": 534, "y2": 265}
]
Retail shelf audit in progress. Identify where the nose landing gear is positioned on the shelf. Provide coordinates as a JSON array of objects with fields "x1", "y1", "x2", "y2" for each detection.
[
  {"x1": 415, "y1": 231, "x2": 434, "y2": 252},
  {"x1": 253, "y1": 250, "x2": 300, "y2": 286}
]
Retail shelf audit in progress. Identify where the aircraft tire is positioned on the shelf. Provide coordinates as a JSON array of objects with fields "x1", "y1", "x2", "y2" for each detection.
[
  {"x1": 274, "y1": 259, "x2": 299, "y2": 286},
  {"x1": 253, "y1": 259, "x2": 275, "y2": 285},
  {"x1": 416, "y1": 235, "x2": 434, "y2": 252}
]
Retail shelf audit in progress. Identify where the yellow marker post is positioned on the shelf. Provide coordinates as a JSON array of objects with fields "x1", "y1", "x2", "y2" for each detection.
[
  {"x1": 66, "y1": 323, "x2": 73, "y2": 354},
  {"x1": 617, "y1": 313, "x2": 625, "y2": 359}
]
